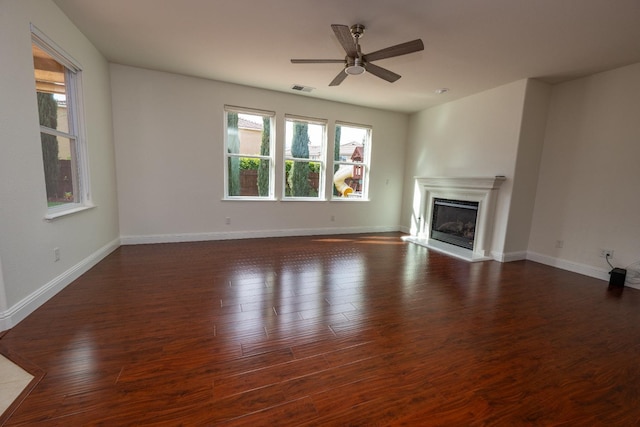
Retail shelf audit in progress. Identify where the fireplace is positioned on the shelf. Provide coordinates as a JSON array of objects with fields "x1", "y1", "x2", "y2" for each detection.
[
  {"x1": 431, "y1": 198, "x2": 479, "y2": 250},
  {"x1": 406, "y1": 176, "x2": 505, "y2": 262}
]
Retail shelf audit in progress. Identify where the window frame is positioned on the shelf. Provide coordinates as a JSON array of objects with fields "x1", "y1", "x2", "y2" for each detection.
[
  {"x1": 283, "y1": 114, "x2": 327, "y2": 201},
  {"x1": 331, "y1": 121, "x2": 372, "y2": 201},
  {"x1": 223, "y1": 105, "x2": 276, "y2": 200},
  {"x1": 32, "y1": 25, "x2": 93, "y2": 220}
]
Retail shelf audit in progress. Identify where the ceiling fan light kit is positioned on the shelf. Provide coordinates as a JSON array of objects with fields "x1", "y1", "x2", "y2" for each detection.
[
  {"x1": 291, "y1": 24, "x2": 424, "y2": 86},
  {"x1": 345, "y1": 58, "x2": 365, "y2": 75}
]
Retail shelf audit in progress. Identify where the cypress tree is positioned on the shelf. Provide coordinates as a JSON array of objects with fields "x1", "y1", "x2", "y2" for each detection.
[
  {"x1": 289, "y1": 122, "x2": 310, "y2": 197},
  {"x1": 38, "y1": 92, "x2": 59, "y2": 200},
  {"x1": 257, "y1": 116, "x2": 270, "y2": 196},
  {"x1": 227, "y1": 112, "x2": 240, "y2": 195}
]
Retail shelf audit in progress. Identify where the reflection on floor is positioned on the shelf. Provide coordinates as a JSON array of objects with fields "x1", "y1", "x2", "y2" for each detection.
[{"x1": 0, "y1": 355, "x2": 33, "y2": 416}]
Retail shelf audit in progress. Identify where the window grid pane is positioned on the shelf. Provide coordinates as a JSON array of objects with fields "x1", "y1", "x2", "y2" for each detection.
[
  {"x1": 333, "y1": 124, "x2": 370, "y2": 199},
  {"x1": 284, "y1": 119, "x2": 325, "y2": 199},
  {"x1": 225, "y1": 110, "x2": 274, "y2": 198},
  {"x1": 33, "y1": 39, "x2": 85, "y2": 211}
]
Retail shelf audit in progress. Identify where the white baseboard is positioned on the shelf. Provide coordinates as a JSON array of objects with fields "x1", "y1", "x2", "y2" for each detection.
[
  {"x1": 526, "y1": 250, "x2": 616, "y2": 283},
  {"x1": 120, "y1": 226, "x2": 401, "y2": 245},
  {"x1": 526, "y1": 252, "x2": 640, "y2": 290},
  {"x1": 493, "y1": 250, "x2": 528, "y2": 262},
  {"x1": 0, "y1": 237, "x2": 121, "y2": 331},
  {"x1": 398, "y1": 225, "x2": 411, "y2": 234}
]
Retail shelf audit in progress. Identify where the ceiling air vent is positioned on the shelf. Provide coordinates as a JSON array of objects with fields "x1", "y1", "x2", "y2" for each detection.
[{"x1": 291, "y1": 84, "x2": 314, "y2": 93}]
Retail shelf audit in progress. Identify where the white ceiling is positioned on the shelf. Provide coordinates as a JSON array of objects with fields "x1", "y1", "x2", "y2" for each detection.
[{"x1": 53, "y1": 0, "x2": 640, "y2": 113}]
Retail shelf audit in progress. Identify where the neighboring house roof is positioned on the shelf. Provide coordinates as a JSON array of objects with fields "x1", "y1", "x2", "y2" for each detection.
[
  {"x1": 340, "y1": 141, "x2": 363, "y2": 160},
  {"x1": 238, "y1": 116, "x2": 262, "y2": 131}
]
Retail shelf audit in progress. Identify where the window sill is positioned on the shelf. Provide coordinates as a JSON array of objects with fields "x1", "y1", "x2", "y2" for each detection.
[
  {"x1": 330, "y1": 197, "x2": 369, "y2": 202},
  {"x1": 222, "y1": 197, "x2": 277, "y2": 202},
  {"x1": 44, "y1": 203, "x2": 96, "y2": 221}
]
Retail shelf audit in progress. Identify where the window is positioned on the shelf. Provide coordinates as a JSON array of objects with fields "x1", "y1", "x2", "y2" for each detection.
[
  {"x1": 284, "y1": 115, "x2": 327, "y2": 199},
  {"x1": 32, "y1": 27, "x2": 91, "y2": 218},
  {"x1": 224, "y1": 106, "x2": 275, "y2": 198},
  {"x1": 332, "y1": 122, "x2": 371, "y2": 200}
]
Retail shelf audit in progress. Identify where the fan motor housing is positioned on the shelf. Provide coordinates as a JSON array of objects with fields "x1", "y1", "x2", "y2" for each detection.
[{"x1": 350, "y1": 24, "x2": 365, "y2": 38}]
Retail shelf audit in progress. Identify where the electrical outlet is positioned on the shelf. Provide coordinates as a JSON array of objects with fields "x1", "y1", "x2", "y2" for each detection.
[
  {"x1": 599, "y1": 249, "x2": 614, "y2": 258},
  {"x1": 225, "y1": 217, "x2": 231, "y2": 225},
  {"x1": 53, "y1": 247, "x2": 60, "y2": 262},
  {"x1": 555, "y1": 240, "x2": 564, "y2": 249},
  {"x1": 330, "y1": 215, "x2": 335, "y2": 222}
]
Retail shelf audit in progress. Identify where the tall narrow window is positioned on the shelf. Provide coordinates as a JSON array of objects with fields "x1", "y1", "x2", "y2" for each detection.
[
  {"x1": 32, "y1": 28, "x2": 90, "y2": 217},
  {"x1": 284, "y1": 116, "x2": 326, "y2": 199},
  {"x1": 332, "y1": 122, "x2": 371, "y2": 200},
  {"x1": 224, "y1": 106, "x2": 275, "y2": 199}
]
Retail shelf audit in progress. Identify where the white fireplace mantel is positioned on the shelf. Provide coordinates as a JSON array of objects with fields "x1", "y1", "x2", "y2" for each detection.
[{"x1": 406, "y1": 176, "x2": 506, "y2": 262}]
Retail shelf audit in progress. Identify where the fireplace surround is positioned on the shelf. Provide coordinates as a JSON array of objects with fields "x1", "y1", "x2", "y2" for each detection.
[{"x1": 406, "y1": 176, "x2": 506, "y2": 261}]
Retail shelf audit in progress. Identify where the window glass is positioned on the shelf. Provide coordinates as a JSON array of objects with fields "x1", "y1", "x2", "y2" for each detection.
[
  {"x1": 32, "y1": 34, "x2": 89, "y2": 213},
  {"x1": 284, "y1": 117, "x2": 326, "y2": 199},
  {"x1": 332, "y1": 123, "x2": 371, "y2": 199},
  {"x1": 225, "y1": 108, "x2": 274, "y2": 198}
]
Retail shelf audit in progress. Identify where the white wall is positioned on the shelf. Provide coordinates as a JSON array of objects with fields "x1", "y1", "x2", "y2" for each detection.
[
  {"x1": 0, "y1": 0, "x2": 120, "y2": 329},
  {"x1": 400, "y1": 80, "x2": 530, "y2": 258},
  {"x1": 528, "y1": 63, "x2": 640, "y2": 287},
  {"x1": 502, "y1": 80, "x2": 551, "y2": 256},
  {"x1": 110, "y1": 64, "x2": 409, "y2": 243}
]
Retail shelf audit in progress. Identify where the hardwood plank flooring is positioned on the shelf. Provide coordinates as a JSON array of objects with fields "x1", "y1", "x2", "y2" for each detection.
[{"x1": 1, "y1": 232, "x2": 640, "y2": 425}]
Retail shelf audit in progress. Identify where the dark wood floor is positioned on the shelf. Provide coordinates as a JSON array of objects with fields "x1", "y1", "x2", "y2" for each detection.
[{"x1": 1, "y1": 233, "x2": 640, "y2": 426}]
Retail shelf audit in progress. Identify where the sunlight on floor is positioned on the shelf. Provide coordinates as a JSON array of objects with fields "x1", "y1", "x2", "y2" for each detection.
[{"x1": 0, "y1": 355, "x2": 33, "y2": 416}]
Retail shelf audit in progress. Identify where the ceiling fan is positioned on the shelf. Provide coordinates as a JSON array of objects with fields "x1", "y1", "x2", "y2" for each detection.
[{"x1": 291, "y1": 24, "x2": 424, "y2": 86}]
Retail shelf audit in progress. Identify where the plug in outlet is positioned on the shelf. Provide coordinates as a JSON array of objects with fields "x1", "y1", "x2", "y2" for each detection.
[
  {"x1": 53, "y1": 247, "x2": 60, "y2": 262},
  {"x1": 225, "y1": 217, "x2": 231, "y2": 225},
  {"x1": 599, "y1": 249, "x2": 614, "y2": 258}
]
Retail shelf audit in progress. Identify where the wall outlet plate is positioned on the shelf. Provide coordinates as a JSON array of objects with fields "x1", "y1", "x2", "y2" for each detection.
[{"x1": 600, "y1": 249, "x2": 614, "y2": 258}]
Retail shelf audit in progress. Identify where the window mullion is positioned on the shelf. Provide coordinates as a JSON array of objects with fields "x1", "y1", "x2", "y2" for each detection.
[{"x1": 40, "y1": 126, "x2": 75, "y2": 140}]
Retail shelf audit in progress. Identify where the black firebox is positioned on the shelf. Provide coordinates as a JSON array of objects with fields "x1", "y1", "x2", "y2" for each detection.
[{"x1": 430, "y1": 198, "x2": 479, "y2": 250}]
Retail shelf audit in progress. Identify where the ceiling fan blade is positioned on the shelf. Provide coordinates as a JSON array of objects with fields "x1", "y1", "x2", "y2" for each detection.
[
  {"x1": 331, "y1": 24, "x2": 357, "y2": 57},
  {"x1": 364, "y1": 62, "x2": 401, "y2": 83},
  {"x1": 291, "y1": 59, "x2": 345, "y2": 64},
  {"x1": 364, "y1": 39, "x2": 424, "y2": 62},
  {"x1": 329, "y1": 70, "x2": 348, "y2": 86}
]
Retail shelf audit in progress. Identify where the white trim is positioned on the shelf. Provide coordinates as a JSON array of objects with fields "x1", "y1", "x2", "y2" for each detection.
[
  {"x1": 526, "y1": 251, "x2": 610, "y2": 282},
  {"x1": 0, "y1": 259, "x2": 7, "y2": 314},
  {"x1": 404, "y1": 236, "x2": 493, "y2": 262},
  {"x1": 39, "y1": 126, "x2": 75, "y2": 140},
  {"x1": 30, "y1": 24, "x2": 82, "y2": 71},
  {"x1": 224, "y1": 105, "x2": 275, "y2": 117},
  {"x1": 44, "y1": 203, "x2": 95, "y2": 221},
  {"x1": 335, "y1": 120, "x2": 372, "y2": 130},
  {"x1": 120, "y1": 226, "x2": 400, "y2": 245},
  {"x1": 0, "y1": 238, "x2": 120, "y2": 332},
  {"x1": 496, "y1": 250, "x2": 528, "y2": 262},
  {"x1": 284, "y1": 114, "x2": 328, "y2": 125},
  {"x1": 526, "y1": 251, "x2": 640, "y2": 290}
]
